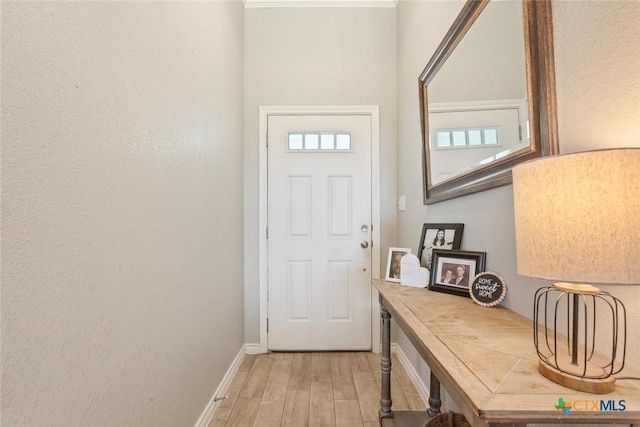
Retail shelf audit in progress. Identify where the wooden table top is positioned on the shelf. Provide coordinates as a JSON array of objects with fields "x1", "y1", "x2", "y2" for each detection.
[{"x1": 373, "y1": 279, "x2": 640, "y2": 425}]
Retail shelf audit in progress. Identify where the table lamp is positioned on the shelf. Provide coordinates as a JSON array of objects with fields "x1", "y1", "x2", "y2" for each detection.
[{"x1": 512, "y1": 148, "x2": 639, "y2": 393}]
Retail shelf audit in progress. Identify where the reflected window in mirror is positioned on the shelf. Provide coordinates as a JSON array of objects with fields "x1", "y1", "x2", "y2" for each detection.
[{"x1": 435, "y1": 127, "x2": 500, "y2": 149}]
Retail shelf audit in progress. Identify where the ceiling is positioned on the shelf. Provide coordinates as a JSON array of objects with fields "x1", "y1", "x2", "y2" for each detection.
[{"x1": 243, "y1": 0, "x2": 397, "y2": 7}]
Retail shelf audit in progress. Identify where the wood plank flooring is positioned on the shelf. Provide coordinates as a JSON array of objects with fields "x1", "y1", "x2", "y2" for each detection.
[{"x1": 209, "y1": 352, "x2": 426, "y2": 427}]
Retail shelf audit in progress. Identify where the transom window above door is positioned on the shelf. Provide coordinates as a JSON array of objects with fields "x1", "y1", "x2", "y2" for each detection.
[{"x1": 287, "y1": 132, "x2": 352, "y2": 152}]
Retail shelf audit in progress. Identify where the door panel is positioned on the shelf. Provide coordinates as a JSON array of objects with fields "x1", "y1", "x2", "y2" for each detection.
[{"x1": 267, "y1": 114, "x2": 372, "y2": 351}]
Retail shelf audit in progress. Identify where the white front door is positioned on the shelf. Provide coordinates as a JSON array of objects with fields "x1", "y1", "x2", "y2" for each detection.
[{"x1": 267, "y1": 114, "x2": 372, "y2": 351}]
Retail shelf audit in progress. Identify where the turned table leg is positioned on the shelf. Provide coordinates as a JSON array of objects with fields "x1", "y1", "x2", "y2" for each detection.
[
  {"x1": 380, "y1": 304, "x2": 393, "y2": 420},
  {"x1": 427, "y1": 371, "x2": 442, "y2": 416}
]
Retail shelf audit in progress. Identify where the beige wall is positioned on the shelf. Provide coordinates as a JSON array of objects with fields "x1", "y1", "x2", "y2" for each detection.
[
  {"x1": 243, "y1": 7, "x2": 397, "y2": 344},
  {"x1": 1, "y1": 1, "x2": 245, "y2": 426},
  {"x1": 396, "y1": 0, "x2": 640, "y2": 413}
]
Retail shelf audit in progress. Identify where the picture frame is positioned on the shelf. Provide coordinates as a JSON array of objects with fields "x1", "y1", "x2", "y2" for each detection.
[
  {"x1": 417, "y1": 223, "x2": 464, "y2": 271},
  {"x1": 428, "y1": 249, "x2": 486, "y2": 297},
  {"x1": 385, "y1": 247, "x2": 412, "y2": 283}
]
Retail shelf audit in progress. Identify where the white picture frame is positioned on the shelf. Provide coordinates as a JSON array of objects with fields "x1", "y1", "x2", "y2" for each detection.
[{"x1": 385, "y1": 247, "x2": 412, "y2": 283}]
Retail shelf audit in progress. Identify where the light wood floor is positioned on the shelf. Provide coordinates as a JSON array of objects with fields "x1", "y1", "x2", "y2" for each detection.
[{"x1": 208, "y1": 352, "x2": 426, "y2": 427}]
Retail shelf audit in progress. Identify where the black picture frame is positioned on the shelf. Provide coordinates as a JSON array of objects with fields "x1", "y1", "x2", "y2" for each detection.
[
  {"x1": 428, "y1": 249, "x2": 486, "y2": 297},
  {"x1": 417, "y1": 223, "x2": 464, "y2": 271}
]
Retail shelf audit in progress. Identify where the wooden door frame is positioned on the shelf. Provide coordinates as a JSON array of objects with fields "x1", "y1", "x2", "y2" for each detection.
[{"x1": 258, "y1": 105, "x2": 381, "y2": 354}]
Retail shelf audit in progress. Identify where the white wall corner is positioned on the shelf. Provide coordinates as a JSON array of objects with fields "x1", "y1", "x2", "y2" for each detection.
[
  {"x1": 244, "y1": 343, "x2": 263, "y2": 355},
  {"x1": 391, "y1": 343, "x2": 430, "y2": 407},
  {"x1": 194, "y1": 345, "x2": 247, "y2": 427}
]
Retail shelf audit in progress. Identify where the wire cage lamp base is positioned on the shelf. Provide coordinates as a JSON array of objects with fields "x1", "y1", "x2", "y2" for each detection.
[{"x1": 533, "y1": 282, "x2": 626, "y2": 393}]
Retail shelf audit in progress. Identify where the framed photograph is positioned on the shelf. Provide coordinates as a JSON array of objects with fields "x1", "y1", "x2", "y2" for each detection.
[
  {"x1": 428, "y1": 249, "x2": 486, "y2": 297},
  {"x1": 417, "y1": 223, "x2": 464, "y2": 271},
  {"x1": 385, "y1": 247, "x2": 412, "y2": 283}
]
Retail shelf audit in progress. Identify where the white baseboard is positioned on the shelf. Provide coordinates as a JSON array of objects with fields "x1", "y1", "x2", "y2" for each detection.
[
  {"x1": 244, "y1": 343, "x2": 262, "y2": 355},
  {"x1": 194, "y1": 345, "x2": 247, "y2": 427},
  {"x1": 391, "y1": 343, "x2": 430, "y2": 406}
]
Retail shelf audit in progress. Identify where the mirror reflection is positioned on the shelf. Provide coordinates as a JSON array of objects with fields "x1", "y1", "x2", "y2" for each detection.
[
  {"x1": 428, "y1": 1, "x2": 527, "y2": 185},
  {"x1": 419, "y1": 0, "x2": 558, "y2": 204}
]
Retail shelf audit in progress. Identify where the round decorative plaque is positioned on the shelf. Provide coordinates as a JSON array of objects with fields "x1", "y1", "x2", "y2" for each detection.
[{"x1": 469, "y1": 271, "x2": 507, "y2": 307}]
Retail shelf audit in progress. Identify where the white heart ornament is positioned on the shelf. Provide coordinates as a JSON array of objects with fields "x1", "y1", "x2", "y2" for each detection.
[{"x1": 400, "y1": 254, "x2": 429, "y2": 288}]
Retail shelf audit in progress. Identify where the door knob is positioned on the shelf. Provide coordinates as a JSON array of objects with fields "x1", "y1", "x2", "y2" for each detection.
[{"x1": 361, "y1": 241, "x2": 369, "y2": 249}]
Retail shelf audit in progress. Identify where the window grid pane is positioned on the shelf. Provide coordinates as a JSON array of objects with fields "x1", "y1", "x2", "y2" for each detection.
[
  {"x1": 288, "y1": 134, "x2": 304, "y2": 150},
  {"x1": 336, "y1": 134, "x2": 351, "y2": 150},
  {"x1": 468, "y1": 129, "x2": 482, "y2": 145},
  {"x1": 320, "y1": 134, "x2": 335, "y2": 150},
  {"x1": 484, "y1": 129, "x2": 498, "y2": 144},
  {"x1": 437, "y1": 131, "x2": 451, "y2": 147},
  {"x1": 304, "y1": 134, "x2": 319, "y2": 150},
  {"x1": 452, "y1": 131, "x2": 467, "y2": 146}
]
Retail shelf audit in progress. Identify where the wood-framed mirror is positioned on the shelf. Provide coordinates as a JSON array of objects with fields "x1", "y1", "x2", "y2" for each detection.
[{"x1": 419, "y1": 0, "x2": 558, "y2": 204}]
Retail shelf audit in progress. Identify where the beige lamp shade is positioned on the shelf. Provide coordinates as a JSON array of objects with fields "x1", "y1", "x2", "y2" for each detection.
[{"x1": 512, "y1": 148, "x2": 640, "y2": 285}]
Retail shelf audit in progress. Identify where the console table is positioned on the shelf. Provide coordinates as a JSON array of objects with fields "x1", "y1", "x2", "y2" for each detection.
[{"x1": 372, "y1": 279, "x2": 640, "y2": 426}]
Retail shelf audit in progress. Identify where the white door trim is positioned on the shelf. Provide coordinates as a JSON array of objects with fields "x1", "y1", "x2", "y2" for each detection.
[{"x1": 258, "y1": 105, "x2": 381, "y2": 354}]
